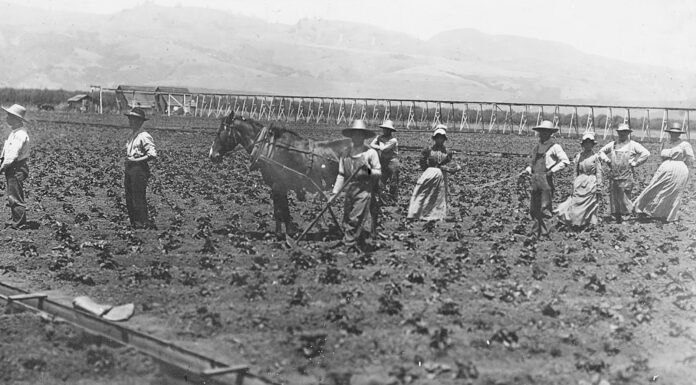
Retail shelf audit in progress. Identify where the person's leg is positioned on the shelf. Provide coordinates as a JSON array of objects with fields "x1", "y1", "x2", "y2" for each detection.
[
  {"x1": 124, "y1": 168, "x2": 135, "y2": 227},
  {"x1": 129, "y1": 164, "x2": 150, "y2": 228},
  {"x1": 5, "y1": 166, "x2": 27, "y2": 228},
  {"x1": 530, "y1": 188, "x2": 542, "y2": 236}
]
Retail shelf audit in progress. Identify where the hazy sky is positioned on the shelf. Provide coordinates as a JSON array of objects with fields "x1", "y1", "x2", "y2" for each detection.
[{"x1": 8, "y1": 0, "x2": 696, "y2": 72}]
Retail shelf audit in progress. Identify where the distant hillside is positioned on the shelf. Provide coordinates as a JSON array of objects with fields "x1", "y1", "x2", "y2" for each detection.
[{"x1": 0, "y1": 2, "x2": 694, "y2": 107}]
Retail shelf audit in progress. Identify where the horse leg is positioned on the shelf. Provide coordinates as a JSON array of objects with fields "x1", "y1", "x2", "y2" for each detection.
[{"x1": 271, "y1": 188, "x2": 286, "y2": 238}]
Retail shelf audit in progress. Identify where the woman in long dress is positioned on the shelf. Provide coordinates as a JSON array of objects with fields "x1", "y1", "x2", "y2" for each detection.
[
  {"x1": 407, "y1": 125, "x2": 460, "y2": 221},
  {"x1": 633, "y1": 122, "x2": 694, "y2": 222},
  {"x1": 555, "y1": 132, "x2": 607, "y2": 228}
]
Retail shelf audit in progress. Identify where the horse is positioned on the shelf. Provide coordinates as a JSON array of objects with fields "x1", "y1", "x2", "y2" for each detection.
[{"x1": 209, "y1": 112, "x2": 352, "y2": 236}]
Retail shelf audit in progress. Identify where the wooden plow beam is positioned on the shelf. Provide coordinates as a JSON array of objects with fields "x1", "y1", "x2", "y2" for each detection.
[{"x1": 0, "y1": 281, "x2": 276, "y2": 385}]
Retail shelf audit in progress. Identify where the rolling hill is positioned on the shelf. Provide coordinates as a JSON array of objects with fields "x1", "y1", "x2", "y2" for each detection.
[{"x1": 0, "y1": 2, "x2": 694, "y2": 107}]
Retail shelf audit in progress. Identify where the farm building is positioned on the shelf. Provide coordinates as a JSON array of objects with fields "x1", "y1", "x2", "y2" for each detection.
[
  {"x1": 67, "y1": 94, "x2": 93, "y2": 112},
  {"x1": 115, "y1": 85, "x2": 157, "y2": 111},
  {"x1": 155, "y1": 86, "x2": 195, "y2": 115}
]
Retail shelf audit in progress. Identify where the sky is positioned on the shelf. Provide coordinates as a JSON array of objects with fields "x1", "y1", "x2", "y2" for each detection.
[{"x1": 7, "y1": 0, "x2": 696, "y2": 72}]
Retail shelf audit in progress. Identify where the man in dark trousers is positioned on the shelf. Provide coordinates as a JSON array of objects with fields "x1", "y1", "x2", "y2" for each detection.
[
  {"x1": 0, "y1": 104, "x2": 31, "y2": 229},
  {"x1": 369, "y1": 119, "x2": 399, "y2": 205},
  {"x1": 522, "y1": 120, "x2": 570, "y2": 238},
  {"x1": 124, "y1": 108, "x2": 157, "y2": 229}
]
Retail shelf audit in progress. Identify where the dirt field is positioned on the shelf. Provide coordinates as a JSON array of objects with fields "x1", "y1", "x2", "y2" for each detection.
[{"x1": 1, "y1": 115, "x2": 695, "y2": 385}]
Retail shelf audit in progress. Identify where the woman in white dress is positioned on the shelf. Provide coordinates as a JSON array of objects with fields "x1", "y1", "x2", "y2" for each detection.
[
  {"x1": 633, "y1": 122, "x2": 694, "y2": 222},
  {"x1": 407, "y1": 125, "x2": 460, "y2": 221},
  {"x1": 555, "y1": 132, "x2": 607, "y2": 228}
]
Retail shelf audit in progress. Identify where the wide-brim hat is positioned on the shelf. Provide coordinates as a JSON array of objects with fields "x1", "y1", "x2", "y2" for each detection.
[
  {"x1": 124, "y1": 107, "x2": 149, "y2": 121},
  {"x1": 665, "y1": 122, "x2": 685, "y2": 134},
  {"x1": 581, "y1": 132, "x2": 596, "y2": 143},
  {"x1": 532, "y1": 120, "x2": 559, "y2": 133},
  {"x1": 379, "y1": 119, "x2": 396, "y2": 131},
  {"x1": 432, "y1": 124, "x2": 447, "y2": 138},
  {"x1": 342, "y1": 119, "x2": 375, "y2": 137},
  {"x1": 615, "y1": 123, "x2": 632, "y2": 132},
  {"x1": 2, "y1": 104, "x2": 29, "y2": 123}
]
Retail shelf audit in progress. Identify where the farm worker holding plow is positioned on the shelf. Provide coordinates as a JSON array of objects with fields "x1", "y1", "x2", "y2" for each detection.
[
  {"x1": 555, "y1": 132, "x2": 608, "y2": 229},
  {"x1": 633, "y1": 122, "x2": 693, "y2": 222},
  {"x1": 369, "y1": 119, "x2": 400, "y2": 205},
  {"x1": 124, "y1": 108, "x2": 157, "y2": 229},
  {"x1": 522, "y1": 120, "x2": 570, "y2": 238},
  {"x1": 0, "y1": 104, "x2": 31, "y2": 229},
  {"x1": 330, "y1": 120, "x2": 381, "y2": 252},
  {"x1": 407, "y1": 124, "x2": 461, "y2": 221},
  {"x1": 598, "y1": 123, "x2": 649, "y2": 223}
]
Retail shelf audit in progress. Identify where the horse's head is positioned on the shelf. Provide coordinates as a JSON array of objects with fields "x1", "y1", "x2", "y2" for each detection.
[{"x1": 209, "y1": 112, "x2": 258, "y2": 163}]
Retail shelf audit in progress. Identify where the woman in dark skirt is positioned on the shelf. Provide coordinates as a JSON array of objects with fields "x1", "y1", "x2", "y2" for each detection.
[{"x1": 124, "y1": 108, "x2": 157, "y2": 229}]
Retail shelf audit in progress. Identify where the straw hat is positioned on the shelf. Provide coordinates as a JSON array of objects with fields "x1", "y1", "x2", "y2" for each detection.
[
  {"x1": 532, "y1": 120, "x2": 559, "y2": 133},
  {"x1": 665, "y1": 122, "x2": 685, "y2": 134},
  {"x1": 2, "y1": 104, "x2": 29, "y2": 123},
  {"x1": 379, "y1": 120, "x2": 396, "y2": 131},
  {"x1": 615, "y1": 123, "x2": 632, "y2": 132},
  {"x1": 581, "y1": 132, "x2": 596, "y2": 143},
  {"x1": 432, "y1": 124, "x2": 447, "y2": 139},
  {"x1": 124, "y1": 107, "x2": 149, "y2": 121},
  {"x1": 342, "y1": 119, "x2": 375, "y2": 138}
]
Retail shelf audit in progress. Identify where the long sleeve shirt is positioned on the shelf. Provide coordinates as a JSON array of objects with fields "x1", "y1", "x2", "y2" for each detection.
[
  {"x1": 126, "y1": 131, "x2": 157, "y2": 159},
  {"x1": 525, "y1": 142, "x2": 570, "y2": 174},
  {"x1": 332, "y1": 147, "x2": 381, "y2": 194},
  {"x1": 1, "y1": 127, "x2": 30, "y2": 167},
  {"x1": 599, "y1": 140, "x2": 649, "y2": 168},
  {"x1": 369, "y1": 135, "x2": 398, "y2": 160}
]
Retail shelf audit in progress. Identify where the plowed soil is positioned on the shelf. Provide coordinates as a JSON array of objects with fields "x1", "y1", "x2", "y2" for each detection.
[{"x1": 1, "y1": 116, "x2": 695, "y2": 385}]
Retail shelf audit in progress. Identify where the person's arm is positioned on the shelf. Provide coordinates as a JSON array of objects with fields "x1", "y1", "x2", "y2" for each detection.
[
  {"x1": 549, "y1": 144, "x2": 570, "y2": 173},
  {"x1": 684, "y1": 142, "x2": 694, "y2": 168},
  {"x1": 419, "y1": 148, "x2": 429, "y2": 171},
  {"x1": 368, "y1": 137, "x2": 380, "y2": 150},
  {"x1": 128, "y1": 133, "x2": 157, "y2": 163},
  {"x1": 595, "y1": 155, "x2": 603, "y2": 187},
  {"x1": 331, "y1": 159, "x2": 346, "y2": 195},
  {"x1": 368, "y1": 149, "x2": 382, "y2": 179},
  {"x1": 631, "y1": 141, "x2": 650, "y2": 167},
  {"x1": 599, "y1": 142, "x2": 613, "y2": 164}
]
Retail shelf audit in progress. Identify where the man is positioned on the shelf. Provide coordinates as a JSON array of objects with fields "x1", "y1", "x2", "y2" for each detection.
[
  {"x1": 369, "y1": 120, "x2": 399, "y2": 205},
  {"x1": 124, "y1": 108, "x2": 157, "y2": 229},
  {"x1": 522, "y1": 120, "x2": 570, "y2": 238},
  {"x1": 598, "y1": 123, "x2": 650, "y2": 223},
  {"x1": 0, "y1": 104, "x2": 31, "y2": 229},
  {"x1": 331, "y1": 120, "x2": 381, "y2": 252}
]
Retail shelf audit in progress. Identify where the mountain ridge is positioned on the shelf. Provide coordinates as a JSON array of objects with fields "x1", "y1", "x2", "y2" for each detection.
[{"x1": 0, "y1": 2, "x2": 693, "y2": 107}]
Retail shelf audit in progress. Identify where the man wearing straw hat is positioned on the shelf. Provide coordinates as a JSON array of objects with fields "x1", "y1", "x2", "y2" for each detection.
[
  {"x1": 0, "y1": 104, "x2": 31, "y2": 229},
  {"x1": 331, "y1": 120, "x2": 381, "y2": 252},
  {"x1": 598, "y1": 123, "x2": 650, "y2": 223},
  {"x1": 369, "y1": 119, "x2": 400, "y2": 205},
  {"x1": 124, "y1": 107, "x2": 157, "y2": 229},
  {"x1": 522, "y1": 120, "x2": 570, "y2": 238}
]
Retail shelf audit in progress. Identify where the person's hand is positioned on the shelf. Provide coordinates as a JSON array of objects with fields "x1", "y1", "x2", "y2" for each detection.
[
  {"x1": 127, "y1": 156, "x2": 138, "y2": 163},
  {"x1": 327, "y1": 192, "x2": 338, "y2": 201},
  {"x1": 629, "y1": 161, "x2": 637, "y2": 167}
]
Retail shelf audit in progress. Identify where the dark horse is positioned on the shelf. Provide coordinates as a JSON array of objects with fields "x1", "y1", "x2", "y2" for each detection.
[{"x1": 209, "y1": 112, "x2": 351, "y2": 236}]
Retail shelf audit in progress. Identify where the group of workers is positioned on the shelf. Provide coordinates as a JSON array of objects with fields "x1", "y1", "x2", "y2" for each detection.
[
  {"x1": 2, "y1": 104, "x2": 693, "y2": 251},
  {"x1": 1, "y1": 104, "x2": 157, "y2": 230},
  {"x1": 332, "y1": 118, "x2": 693, "y2": 250}
]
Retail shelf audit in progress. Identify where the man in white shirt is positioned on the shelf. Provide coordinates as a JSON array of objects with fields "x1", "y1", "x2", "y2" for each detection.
[
  {"x1": 0, "y1": 104, "x2": 31, "y2": 229},
  {"x1": 369, "y1": 120, "x2": 399, "y2": 205},
  {"x1": 523, "y1": 120, "x2": 570, "y2": 238}
]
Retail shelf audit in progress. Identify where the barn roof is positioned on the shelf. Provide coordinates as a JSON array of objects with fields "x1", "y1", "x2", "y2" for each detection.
[
  {"x1": 117, "y1": 85, "x2": 157, "y2": 92},
  {"x1": 156, "y1": 86, "x2": 190, "y2": 94},
  {"x1": 67, "y1": 94, "x2": 91, "y2": 102}
]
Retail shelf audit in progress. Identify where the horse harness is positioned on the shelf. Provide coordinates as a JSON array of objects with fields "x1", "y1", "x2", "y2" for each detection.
[{"x1": 230, "y1": 120, "x2": 333, "y2": 180}]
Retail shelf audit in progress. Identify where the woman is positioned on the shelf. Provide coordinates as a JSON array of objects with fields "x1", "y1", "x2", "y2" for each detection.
[
  {"x1": 555, "y1": 132, "x2": 607, "y2": 229},
  {"x1": 331, "y1": 120, "x2": 381, "y2": 251},
  {"x1": 633, "y1": 122, "x2": 694, "y2": 222},
  {"x1": 407, "y1": 125, "x2": 460, "y2": 221},
  {"x1": 124, "y1": 108, "x2": 157, "y2": 229}
]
